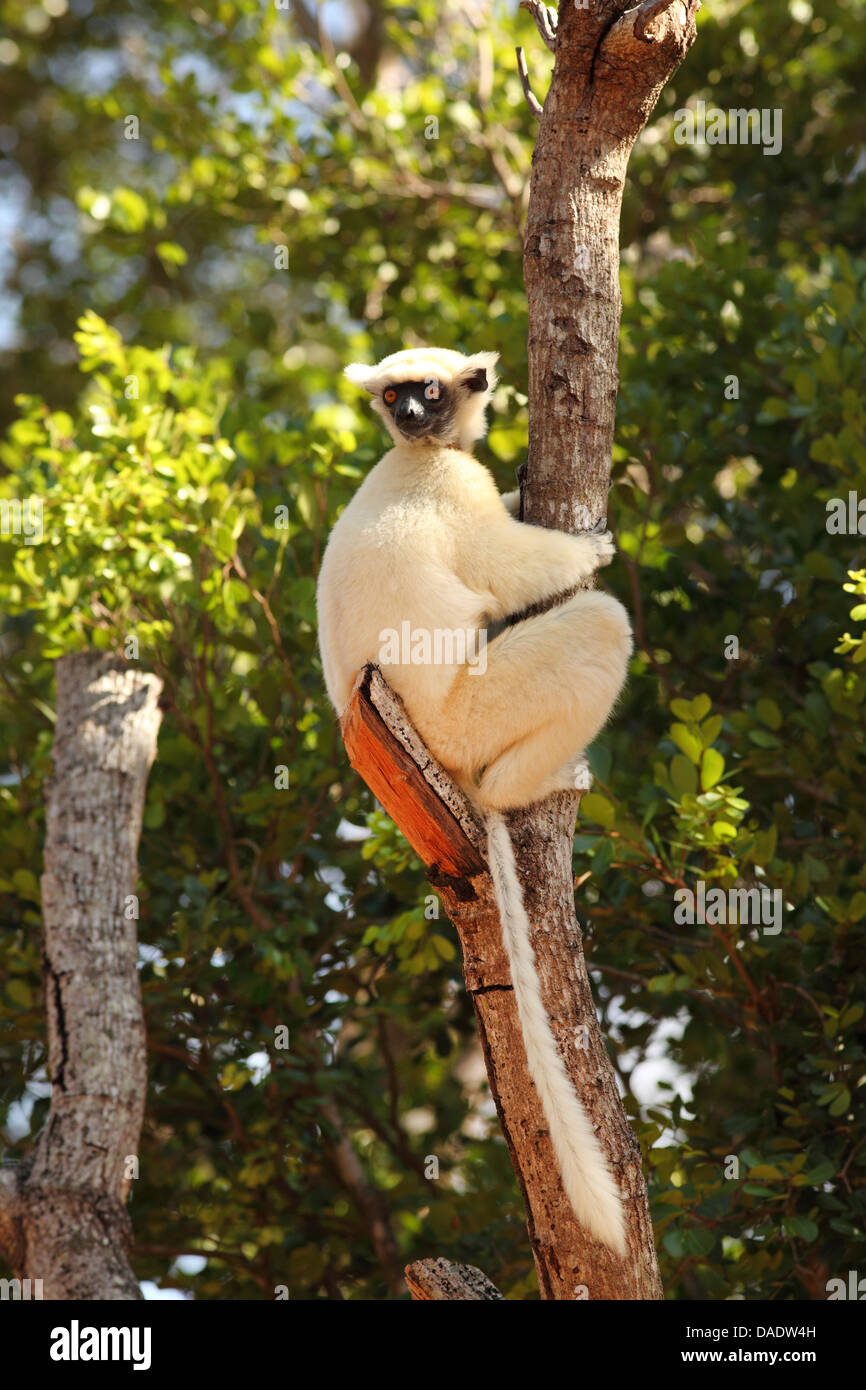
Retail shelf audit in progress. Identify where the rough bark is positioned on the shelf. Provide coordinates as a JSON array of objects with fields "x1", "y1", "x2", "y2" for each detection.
[
  {"x1": 0, "y1": 652, "x2": 162, "y2": 1299},
  {"x1": 523, "y1": 0, "x2": 699, "y2": 530},
  {"x1": 405, "y1": 1258, "x2": 505, "y2": 1301},
  {"x1": 515, "y1": 0, "x2": 699, "y2": 1293}
]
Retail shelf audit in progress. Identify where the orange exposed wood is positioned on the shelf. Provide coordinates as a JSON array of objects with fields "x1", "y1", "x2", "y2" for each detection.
[{"x1": 340, "y1": 670, "x2": 486, "y2": 881}]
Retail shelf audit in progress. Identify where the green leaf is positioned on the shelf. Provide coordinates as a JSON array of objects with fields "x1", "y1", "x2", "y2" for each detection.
[
  {"x1": 700, "y1": 747, "x2": 725, "y2": 791},
  {"x1": 670, "y1": 755, "x2": 698, "y2": 795},
  {"x1": 803, "y1": 1163, "x2": 836, "y2": 1185},
  {"x1": 749, "y1": 729, "x2": 782, "y2": 749},
  {"x1": 670, "y1": 699, "x2": 694, "y2": 721},
  {"x1": 685, "y1": 1227, "x2": 716, "y2": 1256},
  {"x1": 586, "y1": 742, "x2": 612, "y2": 783},
  {"x1": 156, "y1": 240, "x2": 189, "y2": 266},
  {"x1": 670, "y1": 723, "x2": 702, "y2": 763},
  {"x1": 11, "y1": 868, "x2": 40, "y2": 903},
  {"x1": 593, "y1": 837, "x2": 614, "y2": 876},
  {"x1": 6, "y1": 979, "x2": 32, "y2": 1009},
  {"x1": 828, "y1": 1088, "x2": 851, "y2": 1116},
  {"x1": 580, "y1": 793, "x2": 615, "y2": 829},
  {"x1": 755, "y1": 698, "x2": 782, "y2": 730},
  {"x1": 792, "y1": 370, "x2": 815, "y2": 403},
  {"x1": 663, "y1": 1229, "x2": 686, "y2": 1257},
  {"x1": 783, "y1": 1216, "x2": 818, "y2": 1241},
  {"x1": 429, "y1": 934, "x2": 456, "y2": 962},
  {"x1": 109, "y1": 187, "x2": 149, "y2": 232},
  {"x1": 701, "y1": 715, "x2": 723, "y2": 746},
  {"x1": 572, "y1": 834, "x2": 601, "y2": 853}
]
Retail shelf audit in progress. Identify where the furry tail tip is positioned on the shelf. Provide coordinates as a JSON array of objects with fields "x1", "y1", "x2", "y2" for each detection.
[{"x1": 485, "y1": 811, "x2": 628, "y2": 1256}]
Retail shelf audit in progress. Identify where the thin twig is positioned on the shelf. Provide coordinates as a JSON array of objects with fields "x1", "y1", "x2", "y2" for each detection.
[
  {"x1": 515, "y1": 47, "x2": 544, "y2": 118},
  {"x1": 519, "y1": 0, "x2": 558, "y2": 52}
]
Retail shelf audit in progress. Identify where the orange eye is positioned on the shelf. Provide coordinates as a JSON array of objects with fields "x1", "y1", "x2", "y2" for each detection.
[
  {"x1": 383, "y1": 387, "x2": 397, "y2": 406},
  {"x1": 424, "y1": 378, "x2": 440, "y2": 401}
]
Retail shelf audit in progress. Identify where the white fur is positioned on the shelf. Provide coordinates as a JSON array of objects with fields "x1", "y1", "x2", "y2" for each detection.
[
  {"x1": 487, "y1": 812, "x2": 627, "y2": 1254},
  {"x1": 318, "y1": 347, "x2": 633, "y2": 1252}
]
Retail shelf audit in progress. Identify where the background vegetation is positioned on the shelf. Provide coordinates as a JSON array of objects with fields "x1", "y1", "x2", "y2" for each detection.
[{"x1": 1, "y1": 0, "x2": 864, "y2": 1299}]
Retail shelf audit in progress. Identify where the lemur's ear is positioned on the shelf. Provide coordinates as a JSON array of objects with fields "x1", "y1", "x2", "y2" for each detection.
[
  {"x1": 462, "y1": 367, "x2": 489, "y2": 393},
  {"x1": 459, "y1": 351, "x2": 499, "y2": 394},
  {"x1": 344, "y1": 363, "x2": 377, "y2": 393}
]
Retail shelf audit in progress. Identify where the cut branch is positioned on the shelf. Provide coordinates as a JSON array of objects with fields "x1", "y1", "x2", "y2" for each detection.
[{"x1": 405, "y1": 1257, "x2": 505, "y2": 1301}]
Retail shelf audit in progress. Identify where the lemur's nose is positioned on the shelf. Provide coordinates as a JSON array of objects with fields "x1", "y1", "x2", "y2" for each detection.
[{"x1": 396, "y1": 397, "x2": 423, "y2": 423}]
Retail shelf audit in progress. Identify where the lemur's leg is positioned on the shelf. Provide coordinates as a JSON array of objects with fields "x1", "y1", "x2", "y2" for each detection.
[
  {"x1": 432, "y1": 591, "x2": 631, "y2": 811},
  {"x1": 478, "y1": 726, "x2": 596, "y2": 811}
]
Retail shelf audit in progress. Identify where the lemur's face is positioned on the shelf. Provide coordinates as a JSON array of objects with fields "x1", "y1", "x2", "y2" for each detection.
[{"x1": 381, "y1": 368, "x2": 488, "y2": 443}]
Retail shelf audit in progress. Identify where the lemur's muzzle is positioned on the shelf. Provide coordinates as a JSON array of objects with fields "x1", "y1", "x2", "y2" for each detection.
[{"x1": 395, "y1": 397, "x2": 428, "y2": 432}]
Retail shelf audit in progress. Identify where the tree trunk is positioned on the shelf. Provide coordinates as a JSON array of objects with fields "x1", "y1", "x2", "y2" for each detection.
[
  {"x1": 339, "y1": 1, "x2": 699, "y2": 1300},
  {"x1": 523, "y1": 0, "x2": 699, "y2": 531},
  {"x1": 0, "y1": 653, "x2": 162, "y2": 1299},
  {"x1": 516, "y1": 0, "x2": 700, "y2": 1295}
]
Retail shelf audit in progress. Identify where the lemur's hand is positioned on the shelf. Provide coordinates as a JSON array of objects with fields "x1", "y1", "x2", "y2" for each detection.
[
  {"x1": 500, "y1": 489, "x2": 521, "y2": 518},
  {"x1": 586, "y1": 528, "x2": 615, "y2": 569}
]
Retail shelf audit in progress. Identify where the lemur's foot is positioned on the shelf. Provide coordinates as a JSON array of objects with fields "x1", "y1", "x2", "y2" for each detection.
[
  {"x1": 571, "y1": 752, "x2": 594, "y2": 792},
  {"x1": 543, "y1": 751, "x2": 593, "y2": 797}
]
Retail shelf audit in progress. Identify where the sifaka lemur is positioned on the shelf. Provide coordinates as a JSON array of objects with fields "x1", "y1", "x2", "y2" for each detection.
[{"x1": 316, "y1": 347, "x2": 633, "y2": 1253}]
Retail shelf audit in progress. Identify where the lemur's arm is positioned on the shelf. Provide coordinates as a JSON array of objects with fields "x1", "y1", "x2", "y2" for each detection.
[{"x1": 459, "y1": 517, "x2": 614, "y2": 620}]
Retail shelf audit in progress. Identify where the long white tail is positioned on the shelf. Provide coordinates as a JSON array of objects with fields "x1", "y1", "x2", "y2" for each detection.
[{"x1": 486, "y1": 811, "x2": 627, "y2": 1255}]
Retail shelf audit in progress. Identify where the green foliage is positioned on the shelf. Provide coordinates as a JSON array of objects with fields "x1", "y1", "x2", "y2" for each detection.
[{"x1": 1, "y1": 0, "x2": 865, "y2": 1300}]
